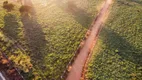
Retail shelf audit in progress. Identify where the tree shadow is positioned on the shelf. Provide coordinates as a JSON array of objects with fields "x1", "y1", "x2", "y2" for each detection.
[
  {"x1": 101, "y1": 28, "x2": 142, "y2": 66},
  {"x1": 21, "y1": 13, "x2": 47, "y2": 64},
  {"x1": 19, "y1": 1, "x2": 48, "y2": 79},
  {"x1": 56, "y1": 0, "x2": 92, "y2": 28},
  {"x1": 21, "y1": 11, "x2": 48, "y2": 80},
  {"x1": 3, "y1": 13, "x2": 22, "y2": 40}
]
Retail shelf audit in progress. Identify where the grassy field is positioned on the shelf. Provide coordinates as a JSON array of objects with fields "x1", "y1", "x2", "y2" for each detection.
[
  {"x1": 86, "y1": 0, "x2": 142, "y2": 80},
  {"x1": 0, "y1": 0, "x2": 104, "y2": 79}
]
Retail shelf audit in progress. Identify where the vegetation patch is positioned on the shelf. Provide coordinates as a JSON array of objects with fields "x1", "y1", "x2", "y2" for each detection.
[
  {"x1": 0, "y1": 0, "x2": 103, "y2": 79},
  {"x1": 86, "y1": 0, "x2": 142, "y2": 80}
]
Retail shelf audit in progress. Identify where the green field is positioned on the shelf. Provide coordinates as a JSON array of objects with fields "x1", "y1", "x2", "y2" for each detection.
[
  {"x1": 0, "y1": 0, "x2": 103, "y2": 79},
  {"x1": 86, "y1": 0, "x2": 142, "y2": 80}
]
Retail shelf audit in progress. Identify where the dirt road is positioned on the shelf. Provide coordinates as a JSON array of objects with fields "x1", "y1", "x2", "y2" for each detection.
[{"x1": 66, "y1": 0, "x2": 112, "y2": 80}]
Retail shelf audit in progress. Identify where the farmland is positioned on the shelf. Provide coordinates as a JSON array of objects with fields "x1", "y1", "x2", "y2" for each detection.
[
  {"x1": 86, "y1": 0, "x2": 142, "y2": 80},
  {"x1": 0, "y1": 0, "x2": 103, "y2": 79}
]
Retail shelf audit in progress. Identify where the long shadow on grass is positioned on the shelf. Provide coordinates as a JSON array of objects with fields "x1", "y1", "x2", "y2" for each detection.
[
  {"x1": 21, "y1": 13, "x2": 48, "y2": 79},
  {"x1": 3, "y1": 13, "x2": 22, "y2": 40},
  {"x1": 56, "y1": 0, "x2": 92, "y2": 28},
  {"x1": 101, "y1": 28, "x2": 142, "y2": 66},
  {"x1": 20, "y1": 1, "x2": 49, "y2": 79},
  {"x1": 21, "y1": 14, "x2": 47, "y2": 63}
]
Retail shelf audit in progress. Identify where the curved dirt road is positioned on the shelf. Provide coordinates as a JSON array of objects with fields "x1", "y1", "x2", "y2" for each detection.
[{"x1": 66, "y1": 0, "x2": 112, "y2": 80}]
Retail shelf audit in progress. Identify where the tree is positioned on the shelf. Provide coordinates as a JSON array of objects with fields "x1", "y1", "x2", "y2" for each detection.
[
  {"x1": 3, "y1": 1, "x2": 14, "y2": 12},
  {"x1": 19, "y1": 5, "x2": 32, "y2": 14}
]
